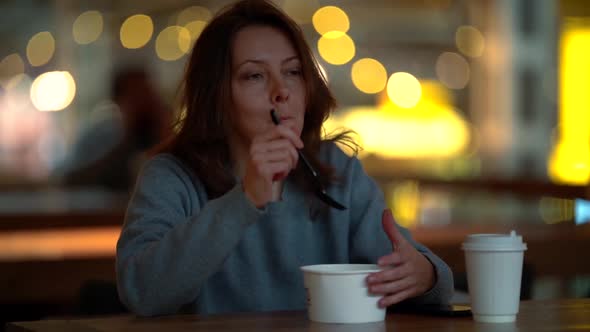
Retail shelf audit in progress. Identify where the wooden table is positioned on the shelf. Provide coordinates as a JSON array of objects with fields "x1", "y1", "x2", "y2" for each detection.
[{"x1": 6, "y1": 299, "x2": 590, "y2": 332}]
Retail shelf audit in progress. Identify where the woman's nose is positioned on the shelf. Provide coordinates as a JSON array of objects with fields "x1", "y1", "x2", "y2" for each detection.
[{"x1": 271, "y1": 79, "x2": 290, "y2": 104}]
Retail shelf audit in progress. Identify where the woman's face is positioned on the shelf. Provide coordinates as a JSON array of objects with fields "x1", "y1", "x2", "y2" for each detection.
[{"x1": 229, "y1": 25, "x2": 306, "y2": 145}]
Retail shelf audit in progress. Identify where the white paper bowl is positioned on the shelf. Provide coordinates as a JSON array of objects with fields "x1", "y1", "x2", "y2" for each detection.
[{"x1": 301, "y1": 264, "x2": 385, "y2": 324}]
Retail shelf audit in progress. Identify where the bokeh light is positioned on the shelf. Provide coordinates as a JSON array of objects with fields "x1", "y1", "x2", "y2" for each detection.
[
  {"x1": 455, "y1": 25, "x2": 485, "y2": 58},
  {"x1": 539, "y1": 196, "x2": 574, "y2": 224},
  {"x1": 312, "y1": 6, "x2": 350, "y2": 36},
  {"x1": 318, "y1": 31, "x2": 355, "y2": 65},
  {"x1": 390, "y1": 181, "x2": 420, "y2": 228},
  {"x1": 184, "y1": 20, "x2": 207, "y2": 44},
  {"x1": 30, "y1": 71, "x2": 76, "y2": 111},
  {"x1": 436, "y1": 52, "x2": 470, "y2": 89},
  {"x1": 0, "y1": 53, "x2": 25, "y2": 88},
  {"x1": 120, "y1": 14, "x2": 153, "y2": 49},
  {"x1": 324, "y1": 81, "x2": 470, "y2": 159},
  {"x1": 177, "y1": 6, "x2": 212, "y2": 26},
  {"x1": 175, "y1": 6, "x2": 211, "y2": 49},
  {"x1": 26, "y1": 32, "x2": 55, "y2": 67},
  {"x1": 73, "y1": 10, "x2": 104, "y2": 45},
  {"x1": 387, "y1": 72, "x2": 422, "y2": 108},
  {"x1": 548, "y1": 21, "x2": 590, "y2": 185},
  {"x1": 155, "y1": 26, "x2": 191, "y2": 61},
  {"x1": 575, "y1": 199, "x2": 590, "y2": 225},
  {"x1": 351, "y1": 58, "x2": 387, "y2": 94}
]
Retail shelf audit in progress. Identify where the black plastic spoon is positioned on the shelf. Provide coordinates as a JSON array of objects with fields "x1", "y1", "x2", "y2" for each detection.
[{"x1": 270, "y1": 109, "x2": 346, "y2": 210}]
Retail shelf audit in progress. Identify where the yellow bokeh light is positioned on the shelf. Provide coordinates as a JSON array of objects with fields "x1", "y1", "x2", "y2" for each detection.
[
  {"x1": 351, "y1": 58, "x2": 387, "y2": 94},
  {"x1": 155, "y1": 26, "x2": 191, "y2": 61},
  {"x1": 120, "y1": 14, "x2": 153, "y2": 49},
  {"x1": 283, "y1": 0, "x2": 320, "y2": 24},
  {"x1": 0, "y1": 53, "x2": 25, "y2": 88},
  {"x1": 455, "y1": 25, "x2": 485, "y2": 58},
  {"x1": 73, "y1": 10, "x2": 103, "y2": 45},
  {"x1": 312, "y1": 6, "x2": 350, "y2": 36},
  {"x1": 318, "y1": 31, "x2": 355, "y2": 65},
  {"x1": 324, "y1": 81, "x2": 470, "y2": 159},
  {"x1": 539, "y1": 197, "x2": 574, "y2": 224},
  {"x1": 436, "y1": 52, "x2": 470, "y2": 89},
  {"x1": 548, "y1": 21, "x2": 590, "y2": 185},
  {"x1": 390, "y1": 181, "x2": 420, "y2": 228},
  {"x1": 30, "y1": 71, "x2": 76, "y2": 111},
  {"x1": 185, "y1": 20, "x2": 207, "y2": 44},
  {"x1": 549, "y1": 141, "x2": 590, "y2": 184},
  {"x1": 177, "y1": 6, "x2": 212, "y2": 26},
  {"x1": 387, "y1": 72, "x2": 422, "y2": 108},
  {"x1": 26, "y1": 32, "x2": 55, "y2": 67}
]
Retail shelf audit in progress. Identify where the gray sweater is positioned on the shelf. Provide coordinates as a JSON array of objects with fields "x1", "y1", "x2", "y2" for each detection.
[{"x1": 116, "y1": 143, "x2": 454, "y2": 316}]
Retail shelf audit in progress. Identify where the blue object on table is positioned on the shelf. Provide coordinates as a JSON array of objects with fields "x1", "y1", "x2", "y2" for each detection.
[{"x1": 575, "y1": 199, "x2": 590, "y2": 225}]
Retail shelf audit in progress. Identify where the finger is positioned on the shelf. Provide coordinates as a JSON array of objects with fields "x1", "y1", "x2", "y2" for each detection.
[
  {"x1": 382, "y1": 209, "x2": 407, "y2": 249},
  {"x1": 378, "y1": 289, "x2": 415, "y2": 308},
  {"x1": 272, "y1": 171, "x2": 288, "y2": 182},
  {"x1": 261, "y1": 161, "x2": 291, "y2": 179},
  {"x1": 251, "y1": 154, "x2": 290, "y2": 176},
  {"x1": 259, "y1": 149, "x2": 290, "y2": 163},
  {"x1": 369, "y1": 277, "x2": 413, "y2": 295},
  {"x1": 275, "y1": 125, "x2": 304, "y2": 149},
  {"x1": 251, "y1": 139, "x2": 292, "y2": 153},
  {"x1": 274, "y1": 150, "x2": 296, "y2": 172},
  {"x1": 254, "y1": 146, "x2": 297, "y2": 171},
  {"x1": 251, "y1": 137, "x2": 296, "y2": 159},
  {"x1": 366, "y1": 265, "x2": 408, "y2": 285},
  {"x1": 377, "y1": 252, "x2": 403, "y2": 267},
  {"x1": 252, "y1": 126, "x2": 303, "y2": 151},
  {"x1": 252, "y1": 126, "x2": 285, "y2": 145},
  {"x1": 263, "y1": 140, "x2": 298, "y2": 170}
]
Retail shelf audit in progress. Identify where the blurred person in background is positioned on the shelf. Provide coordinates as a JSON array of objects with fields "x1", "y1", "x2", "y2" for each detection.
[{"x1": 57, "y1": 66, "x2": 172, "y2": 191}]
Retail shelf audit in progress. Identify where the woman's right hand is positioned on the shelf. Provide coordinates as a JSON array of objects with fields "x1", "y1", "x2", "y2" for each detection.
[{"x1": 242, "y1": 124, "x2": 304, "y2": 208}]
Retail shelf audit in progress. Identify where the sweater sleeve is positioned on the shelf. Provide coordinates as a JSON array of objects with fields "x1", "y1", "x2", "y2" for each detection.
[
  {"x1": 116, "y1": 155, "x2": 265, "y2": 316},
  {"x1": 343, "y1": 152, "x2": 455, "y2": 306}
]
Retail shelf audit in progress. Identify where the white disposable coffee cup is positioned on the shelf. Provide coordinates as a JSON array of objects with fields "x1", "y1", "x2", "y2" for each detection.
[
  {"x1": 300, "y1": 264, "x2": 385, "y2": 323},
  {"x1": 462, "y1": 231, "x2": 527, "y2": 323}
]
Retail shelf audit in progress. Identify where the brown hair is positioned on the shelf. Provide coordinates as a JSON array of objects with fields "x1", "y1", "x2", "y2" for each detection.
[{"x1": 159, "y1": 0, "x2": 355, "y2": 198}]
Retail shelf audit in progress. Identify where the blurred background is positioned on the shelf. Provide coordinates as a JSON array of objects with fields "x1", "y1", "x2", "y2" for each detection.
[{"x1": 0, "y1": 0, "x2": 589, "y2": 327}]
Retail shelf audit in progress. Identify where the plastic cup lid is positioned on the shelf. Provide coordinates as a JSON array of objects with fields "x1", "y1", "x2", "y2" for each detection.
[
  {"x1": 300, "y1": 264, "x2": 381, "y2": 275},
  {"x1": 461, "y1": 230, "x2": 527, "y2": 251}
]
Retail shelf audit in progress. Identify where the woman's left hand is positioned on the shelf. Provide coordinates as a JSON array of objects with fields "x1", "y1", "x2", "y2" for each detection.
[{"x1": 366, "y1": 209, "x2": 436, "y2": 308}]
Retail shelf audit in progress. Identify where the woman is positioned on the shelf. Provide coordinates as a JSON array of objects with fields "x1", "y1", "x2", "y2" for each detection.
[{"x1": 116, "y1": 0, "x2": 454, "y2": 317}]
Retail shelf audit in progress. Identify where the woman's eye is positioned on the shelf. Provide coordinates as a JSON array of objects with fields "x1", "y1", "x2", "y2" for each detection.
[
  {"x1": 245, "y1": 72, "x2": 264, "y2": 81},
  {"x1": 287, "y1": 68, "x2": 302, "y2": 76}
]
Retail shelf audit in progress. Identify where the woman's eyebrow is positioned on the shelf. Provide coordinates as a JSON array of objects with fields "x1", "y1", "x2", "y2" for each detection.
[
  {"x1": 235, "y1": 59, "x2": 265, "y2": 69},
  {"x1": 236, "y1": 55, "x2": 300, "y2": 69},
  {"x1": 282, "y1": 55, "x2": 299, "y2": 64}
]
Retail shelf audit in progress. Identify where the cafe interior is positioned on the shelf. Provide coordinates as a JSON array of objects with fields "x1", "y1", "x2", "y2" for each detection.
[{"x1": 0, "y1": 0, "x2": 589, "y2": 329}]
